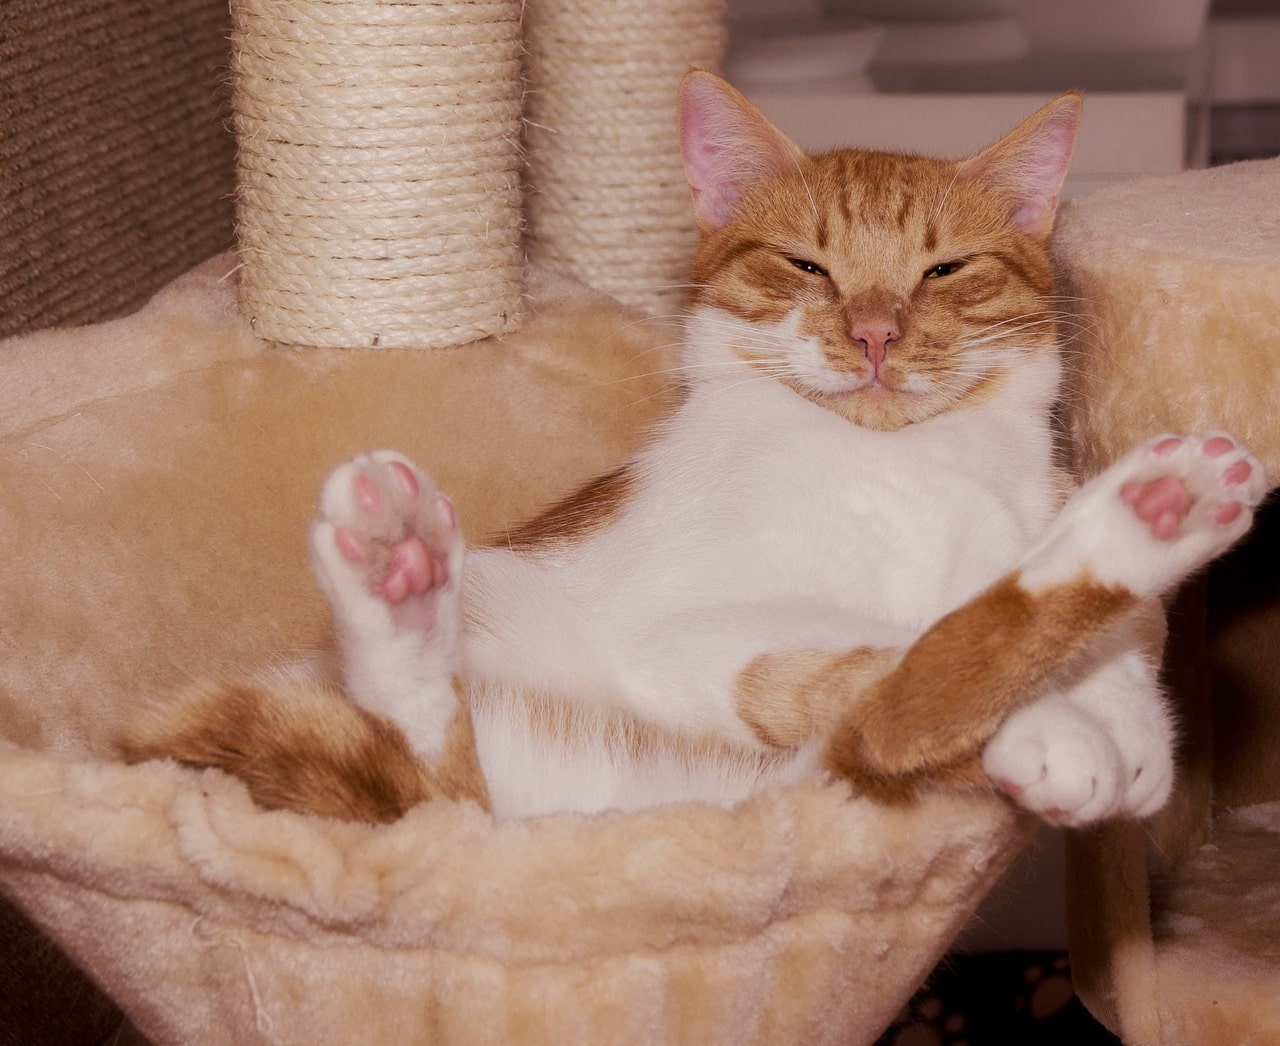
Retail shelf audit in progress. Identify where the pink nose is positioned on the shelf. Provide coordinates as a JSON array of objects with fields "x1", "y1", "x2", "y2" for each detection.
[{"x1": 851, "y1": 322, "x2": 899, "y2": 369}]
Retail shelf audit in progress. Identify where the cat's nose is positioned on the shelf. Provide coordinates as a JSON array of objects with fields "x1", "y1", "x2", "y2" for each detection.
[{"x1": 851, "y1": 322, "x2": 899, "y2": 369}]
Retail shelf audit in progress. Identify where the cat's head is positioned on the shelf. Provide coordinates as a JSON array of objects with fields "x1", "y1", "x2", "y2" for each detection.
[{"x1": 678, "y1": 71, "x2": 1081, "y2": 431}]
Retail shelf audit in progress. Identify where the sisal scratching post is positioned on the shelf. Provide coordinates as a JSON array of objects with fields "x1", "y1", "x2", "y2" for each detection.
[
  {"x1": 231, "y1": 0, "x2": 525, "y2": 349},
  {"x1": 522, "y1": 0, "x2": 726, "y2": 317}
]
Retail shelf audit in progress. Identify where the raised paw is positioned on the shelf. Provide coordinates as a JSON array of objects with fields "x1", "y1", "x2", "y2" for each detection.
[
  {"x1": 310, "y1": 451, "x2": 464, "y2": 639},
  {"x1": 1025, "y1": 431, "x2": 1266, "y2": 599},
  {"x1": 1118, "y1": 433, "x2": 1263, "y2": 544},
  {"x1": 982, "y1": 697, "x2": 1173, "y2": 827}
]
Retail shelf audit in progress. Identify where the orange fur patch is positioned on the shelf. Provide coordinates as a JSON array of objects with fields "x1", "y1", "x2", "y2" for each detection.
[
  {"x1": 498, "y1": 463, "x2": 637, "y2": 551},
  {"x1": 734, "y1": 646, "x2": 899, "y2": 748},
  {"x1": 825, "y1": 573, "x2": 1137, "y2": 798},
  {"x1": 119, "y1": 674, "x2": 489, "y2": 822},
  {"x1": 436, "y1": 677, "x2": 491, "y2": 808}
]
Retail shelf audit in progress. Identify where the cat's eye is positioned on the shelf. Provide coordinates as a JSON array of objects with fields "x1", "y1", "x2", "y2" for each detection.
[
  {"x1": 924, "y1": 260, "x2": 965, "y2": 280},
  {"x1": 788, "y1": 257, "x2": 829, "y2": 278}
]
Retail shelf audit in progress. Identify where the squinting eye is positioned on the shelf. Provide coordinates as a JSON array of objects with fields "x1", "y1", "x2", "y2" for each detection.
[
  {"x1": 924, "y1": 260, "x2": 965, "y2": 279},
  {"x1": 788, "y1": 257, "x2": 829, "y2": 278}
]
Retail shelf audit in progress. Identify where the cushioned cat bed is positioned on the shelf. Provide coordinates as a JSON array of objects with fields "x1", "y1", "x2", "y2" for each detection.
[
  {"x1": 0, "y1": 257, "x2": 1030, "y2": 1044},
  {"x1": 1053, "y1": 157, "x2": 1280, "y2": 1045}
]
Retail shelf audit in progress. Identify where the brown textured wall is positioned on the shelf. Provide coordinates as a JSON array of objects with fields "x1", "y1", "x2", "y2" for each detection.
[
  {"x1": 1, "y1": 2, "x2": 234, "y2": 1038},
  {"x1": 0, "y1": 0, "x2": 236, "y2": 339}
]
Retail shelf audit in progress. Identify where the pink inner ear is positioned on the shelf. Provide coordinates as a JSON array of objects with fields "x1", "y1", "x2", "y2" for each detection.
[
  {"x1": 1010, "y1": 114, "x2": 1078, "y2": 234},
  {"x1": 961, "y1": 94, "x2": 1082, "y2": 239},
  {"x1": 679, "y1": 82, "x2": 740, "y2": 227},
  {"x1": 678, "y1": 71, "x2": 802, "y2": 229}
]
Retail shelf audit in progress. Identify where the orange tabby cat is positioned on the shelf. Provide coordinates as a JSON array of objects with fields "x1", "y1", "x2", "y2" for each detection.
[{"x1": 122, "y1": 71, "x2": 1266, "y2": 827}]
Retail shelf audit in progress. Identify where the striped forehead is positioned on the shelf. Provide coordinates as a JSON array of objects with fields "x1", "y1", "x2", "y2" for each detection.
[
  {"x1": 802, "y1": 152, "x2": 958, "y2": 255},
  {"x1": 826, "y1": 153, "x2": 934, "y2": 215}
]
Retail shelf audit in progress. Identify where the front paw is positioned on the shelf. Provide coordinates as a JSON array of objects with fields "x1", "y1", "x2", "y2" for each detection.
[
  {"x1": 1027, "y1": 431, "x2": 1266, "y2": 598},
  {"x1": 1119, "y1": 432, "x2": 1263, "y2": 542},
  {"x1": 983, "y1": 699, "x2": 1173, "y2": 826}
]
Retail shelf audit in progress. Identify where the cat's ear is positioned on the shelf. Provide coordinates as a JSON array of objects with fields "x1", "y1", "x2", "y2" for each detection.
[
  {"x1": 678, "y1": 69, "x2": 805, "y2": 229},
  {"x1": 958, "y1": 92, "x2": 1082, "y2": 240}
]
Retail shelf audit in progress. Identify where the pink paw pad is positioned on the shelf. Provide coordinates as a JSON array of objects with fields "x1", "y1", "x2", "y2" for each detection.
[
  {"x1": 379, "y1": 537, "x2": 434, "y2": 603},
  {"x1": 387, "y1": 460, "x2": 420, "y2": 500},
  {"x1": 354, "y1": 475, "x2": 384, "y2": 518},
  {"x1": 436, "y1": 494, "x2": 457, "y2": 531},
  {"x1": 1121, "y1": 434, "x2": 1259, "y2": 541},
  {"x1": 1214, "y1": 502, "x2": 1244, "y2": 526},
  {"x1": 1223, "y1": 459, "x2": 1252, "y2": 485},
  {"x1": 991, "y1": 776, "x2": 1025, "y2": 799},
  {"x1": 335, "y1": 527, "x2": 369, "y2": 564},
  {"x1": 1121, "y1": 475, "x2": 1190, "y2": 541},
  {"x1": 314, "y1": 452, "x2": 464, "y2": 640}
]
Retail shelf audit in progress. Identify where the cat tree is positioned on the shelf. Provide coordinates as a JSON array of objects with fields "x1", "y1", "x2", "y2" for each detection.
[
  {"x1": 521, "y1": 0, "x2": 724, "y2": 316},
  {"x1": 3, "y1": 0, "x2": 1277, "y2": 1042}
]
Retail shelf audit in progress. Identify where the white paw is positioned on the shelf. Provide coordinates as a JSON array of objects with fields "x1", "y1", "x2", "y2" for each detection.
[
  {"x1": 983, "y1": 698, "x2": 1173, "y2": 827},
  {"x1": 310, "y1": 450, "x2": 464, "y2": 650},
  {"x1": 1024, "y1": 431, "x2": 1266, "y2": 598}
]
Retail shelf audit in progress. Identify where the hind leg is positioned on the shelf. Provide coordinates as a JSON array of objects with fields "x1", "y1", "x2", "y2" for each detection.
[
  {"x1": 310, "y1": 451, "x2": 468, "y2": 759},
  {"x1": 119, "y1": 451, "x2": 487, "y2": 818}
]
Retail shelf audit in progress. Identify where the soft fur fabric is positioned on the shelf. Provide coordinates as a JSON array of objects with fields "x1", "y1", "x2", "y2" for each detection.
[
  {"x1": 1054, "y1": 158, "x2": 1280, "y2": 1045},
  {"x1": 0, "y1": 747, "x2": 1024, "y2": 1044},
  {"x1": 1053, "y1": 157, "x2": 1280, "y2": 484},
  {"x1": 0, "y1": 256, "x2": 678, "y2": 755},
  {"x1": 0, "y1": 256, "x2": 1029, "y2": 1044}
]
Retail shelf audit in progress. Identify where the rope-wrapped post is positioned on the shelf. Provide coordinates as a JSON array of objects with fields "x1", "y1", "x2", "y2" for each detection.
[
  {"x1": 522, "y1": 0, "x2": 727, "y2": 318},
  {"x1": 231, "y1": 0, "x2": 525, "y2": 349}
]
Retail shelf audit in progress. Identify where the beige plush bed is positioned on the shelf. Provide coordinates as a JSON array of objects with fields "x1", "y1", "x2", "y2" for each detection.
[
  {"x1": 3, "y1": 3, "x2": 1039, "y2": 1039},
  {"x1": 0, "y1": 256, "x2": 1030, "y2": 1044}
]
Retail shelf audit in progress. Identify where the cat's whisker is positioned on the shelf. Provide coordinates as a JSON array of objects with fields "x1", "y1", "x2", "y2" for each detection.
[
  {"x1": 1041, "y1": 292, "x2": 1101, "y2": 309},
  {"x1": 963, "y1": 311, "x2": 1061, "y2": 336},
  {"x1": 954, "y1": 323, "x2": 1053, "y2": 347},
  {"x1": 688, "y1": 369, "x2": 780, "y2": 402},
  {"x1": 595, "y1": 358, "x2": 783, "y2": 388},
  {"x1": 953, "y1": 316, "x2": 1068, "y2": 350},
  {"x1": 953, "y1": 333, "x2": 1048, "y2": 353},
  {"x1": 644, "y1": 282, "x2": 712, "y2": 295},
  {"x1": 1044, "y1": 315, "x2": 1102, "y2": 344}
]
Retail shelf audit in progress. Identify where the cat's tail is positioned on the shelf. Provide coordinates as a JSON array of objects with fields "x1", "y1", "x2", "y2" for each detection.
[{"x1": 119, "y1": 673, "x2": 489, "y2": 823}]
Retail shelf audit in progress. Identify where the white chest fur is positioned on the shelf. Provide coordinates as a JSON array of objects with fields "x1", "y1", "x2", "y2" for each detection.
[
  {"x1": 464, "y1": 315, "x2": 1065, "y2": 814},
  {"x1": 554, "y1": 368, "x2": 1060, "y2": 636}
]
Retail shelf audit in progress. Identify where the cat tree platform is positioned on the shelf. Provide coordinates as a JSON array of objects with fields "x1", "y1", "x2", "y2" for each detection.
[
  {"x1": 1052, "y1": 157, "x2": 1280, "y2": 1045},
  {"x1": 0, "y1": 256, "x2": 1030, "y2": 1045}
]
